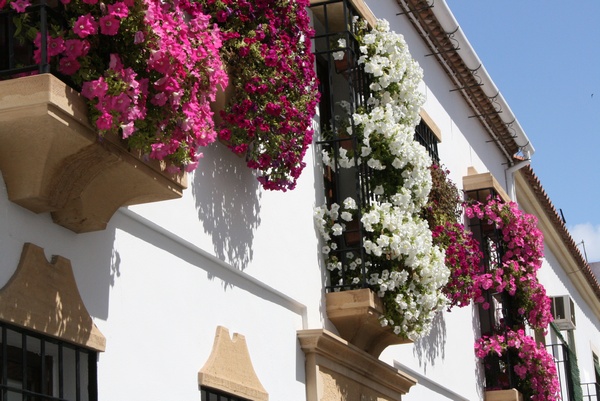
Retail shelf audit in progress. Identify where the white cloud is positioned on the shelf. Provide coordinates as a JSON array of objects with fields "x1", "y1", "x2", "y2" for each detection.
[{"x1": 568, "y1": 223, "x2": 600, "y2": 263}]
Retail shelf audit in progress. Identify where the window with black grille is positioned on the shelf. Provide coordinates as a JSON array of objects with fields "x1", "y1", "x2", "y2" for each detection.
[
  {"x1": 0, "y1": 321, "x2": 97, "y2": 401},
  {"x1": 200, "y1": 386, "x2": 251, "y2": 401},
  {"x1": 414, "y1": 119, "x2": 440, "y2": 164},
  {"x1": 311, "y1": 0, "x2": 372, "y2": 292}
]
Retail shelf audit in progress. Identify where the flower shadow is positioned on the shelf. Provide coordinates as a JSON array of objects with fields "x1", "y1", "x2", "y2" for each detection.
[
  {"x1": 413, "y1": 311, "x2": 447, "y2": 372},
  {"x1": 192, "y1": 142, "x2": 261, "y2": 272}
]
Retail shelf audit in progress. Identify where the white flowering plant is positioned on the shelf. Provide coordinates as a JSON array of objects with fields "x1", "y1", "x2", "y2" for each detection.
[{"x1": 315, "y1": 18, "x2": 449, "y2": 341}]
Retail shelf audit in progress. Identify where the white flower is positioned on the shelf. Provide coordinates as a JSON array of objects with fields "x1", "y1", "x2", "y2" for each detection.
[
  {"x1": 331, "y1": 223, "x2": 343, "y2": 236},
  {"x1": 341, "y1": 211, "x2": 353, "y2": 222},
  {"x1": 333, "y1": 51, "x2": 345, "y2": 61},
  {"x1": 321, "y1": 246, "x2": 331, "y2": 254},
  {"x1": 343, "y1": 197, "x2": 357, "y2": 210}
]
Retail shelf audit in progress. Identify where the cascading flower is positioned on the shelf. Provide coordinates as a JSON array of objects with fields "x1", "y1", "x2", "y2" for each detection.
[
  {"x1": 199, "y1": 0, "x2": 320, "y2": 191},
  {"x1": 3, "y1": 0, "x2": 227, "y2": 171},
  {"x1": 315, "y1": 18, "x2": 449, "y2": 341},
  {"x1": 475, "y1": 329, "x2": 560, "y2": 401},
  {"x1": 465, "y1": 197, "x2": 552, "y2": 330}
]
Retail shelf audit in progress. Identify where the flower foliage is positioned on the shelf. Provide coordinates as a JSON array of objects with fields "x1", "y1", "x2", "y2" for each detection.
[
  {"x1": 424, "y1": 165, "x2": 483, "y2": 310},
  {"x1": 432, "y1": 222, "x2": 483, "y2": 309},
  {"x1": 199, "y1": 0, "x2": 320, "y2": 191},
  {"x1": 4, "y1": 0, "x2": 227, "y2": 171},
  {"x1": 466, "y1": 197, "x2": 553, "y2": 330},
  {"x1": 315, "y1": 19, "x2": 449, "y2": 341},
  {"x1": 475, "y1": 329, "x2": 560, "y2": 401}
]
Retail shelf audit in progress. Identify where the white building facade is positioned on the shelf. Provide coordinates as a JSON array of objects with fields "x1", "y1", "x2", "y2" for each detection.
[{"x1": 0, "y1": 1, "x2": 599, "y2": 401}]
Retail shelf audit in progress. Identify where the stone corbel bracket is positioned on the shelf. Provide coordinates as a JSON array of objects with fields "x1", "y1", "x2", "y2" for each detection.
[
  {"x1": 326, "y1": 289, "x2": 412, "y2": 357},
  {"x1": 0, "y1": 243, "x2": 106, "y2": 352},
  {"x1": 0, "y1": 74, "x2": 187, "y2": 233},
  {"x1": 298, "y1": 329, "x2": 417, "y2": 401}
]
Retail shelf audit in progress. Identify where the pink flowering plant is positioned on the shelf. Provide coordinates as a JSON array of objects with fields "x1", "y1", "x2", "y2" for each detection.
[
  {"x1": 2, "y1": 0, "x2": 227, "y2": 171},
  {"x1": 465, "y1": 197, "x2": 553, "y2": 330},
  {"x1": 422, "y1": 165, "x2": 483, "y2": 310},
  {"x1": 198, "y1": 0, "x2": 320, "y2": 191},
  {"x1": 475, "y1": 328, "x2": 560, "y2": 401}
]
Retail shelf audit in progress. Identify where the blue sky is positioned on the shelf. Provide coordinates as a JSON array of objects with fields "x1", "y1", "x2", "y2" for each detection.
[{"x1": 446, "y1": 1, "x2": 600, "y2": 262}]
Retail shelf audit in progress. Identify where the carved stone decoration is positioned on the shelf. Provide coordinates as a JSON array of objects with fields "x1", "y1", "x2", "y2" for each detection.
[
  {"x1": 0, "y1": 74, "x2": 187, "y2": 233},
  {"x1": 326, "y1": 289, "x2": 411, "y2": 357},
  {"x1": 0, "y1": 243, "x2": 106, "y2": 351},
  {"x1": 298, "y1": 329, "x2": 417, "y2": 401},
  {"x1": 198, "y1": 326, "x2": 268, "y2": 401}
]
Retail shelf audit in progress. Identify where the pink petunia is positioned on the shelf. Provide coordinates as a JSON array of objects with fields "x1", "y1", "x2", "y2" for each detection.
[
  {"x1": 133, "y1": 31, "x2": 144, "y2": 44},
  {"x1": 99, "y1": 15, "x2": 120, "y2": 36},
  {"x1": 96, "y1": 113, "x2": 113, "y2": 131},
  {"x1": 81, "y1": 77, "x2": 108, "y2": 99},
  {"x1": 10, "y1": 0, "x2": 30, "y2": 13},
  {"x1": 47, "y1": 35, "x2": 65, "y2": 57},
  {"x1": 108, "y1": 93, "x2": 131, "y2": 114},
  {"x1": 107, "y1": 1, "x2": 129, "y2": 18},
  {"x1": 121, "y1": 122, "x2": 136, "y2": 138},
  {"x1": 58, "y1": 57, "x2": 80, "y2": 75},
  {"x1": 64, "y1": 39, "x2": 89, "y2": 59},
  {"x1": 72, "y1": 14, "x2": 97, "y2": 38}
]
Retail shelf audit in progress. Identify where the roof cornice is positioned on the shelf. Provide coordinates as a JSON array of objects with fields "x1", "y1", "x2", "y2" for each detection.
[
  {"x1": 395, "y1": 0, "x2": 534, "y2": 163},
  {"x1": 516, "y1": 166, "x2": 600, "y2": 313}
]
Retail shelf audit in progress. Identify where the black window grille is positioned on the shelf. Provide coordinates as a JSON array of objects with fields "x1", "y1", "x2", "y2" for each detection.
[
  {"x1": 414, "y1": 119, "x2": 439, "y2": 164},
  {"x1": 547, "y1": 343, "x2": 576, "y2": 401},
  {"x1": 200, "y1": 387, "x2": 250, "y2": 401},
  {"x1": 311, "y1": 0, "x2": 374, "y2": 292},
  {"x1": 0, "y1": 321, "x2": 97, "y2": 401},
  {"x1": 0, "y1": 0, "x2": 71, "y2": 83},
  {"x1": 465, "y1": 187, "x2": 519, "y2": 391},
  {"x1": 582, "y1": 382, "x2": 600, "y2": 401}
]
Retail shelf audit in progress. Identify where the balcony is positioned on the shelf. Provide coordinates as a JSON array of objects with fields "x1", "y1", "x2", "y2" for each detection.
[{"x1": 0, "y1": 3, "x2": 187, "y2": 233}]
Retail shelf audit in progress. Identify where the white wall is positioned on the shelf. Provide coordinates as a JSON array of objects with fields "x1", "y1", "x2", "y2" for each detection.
[
  {"x1": 364, "y1": 1, "x2": 509, "y2": 400},
  {"x1": 0, "y1": 139, "x2": 325, "y2": 400}
]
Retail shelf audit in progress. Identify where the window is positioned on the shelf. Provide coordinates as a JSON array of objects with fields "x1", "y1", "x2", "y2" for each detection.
[
  {"x1": 414, "y1": 119, "x2": 440, "y2": 164},
  {"x1": 200, "y1": 386, "x2": 251, "y2": 401},
  {"x1": 581, "y1": 353, "x2": 600, "y2": 401},
  {"x1": 1, "y1": 321, "x2": 98, "y2": 401}
]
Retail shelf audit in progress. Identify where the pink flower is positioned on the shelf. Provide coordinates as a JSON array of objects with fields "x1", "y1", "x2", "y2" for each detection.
[
  {"x1": 47, "y1": 35, "x2": 65, "y2": 57},
  {"x1": 72, "y1": 14, "x2": 97, "y2": 38},
  {"x1": 121, "y1": 122, "x2": 136, "y2": 138},
  {"x1": 99, "y1": 15, "x2": 120, "y2": 36},
  {"x1": 108, "y1": 53, "x2": 123, "y2": 71},
  {"x1": 10, "y1": 0, "x2": 30, "y2": 12},
  {"x1": 58, "y1": 57, "x2": 80, "y2": 75},
  {"x1": 151, "y1": 92, "x2": 167, "y2": 106},
  {"x1": 64, "y1": 39, "x2": 89, "y2": 59},
  {"x1": 96, "y1": 113, "x2": 113, "y2": 131},
  {"x1": 81, "y1": 77, "x2": 108, "y2": 99},
  {"x1": 134, "y1": 31, "x2": 144, "y2": 44},
  {"x1": 82, "y1": 0, "x2": 97, "y2": 4},
  {"x1": 107, "y1": 1, "x2": 129, "y2": 18},
  {"x1": 108, "y1": 93, "x2": 131, "y2": 113}
]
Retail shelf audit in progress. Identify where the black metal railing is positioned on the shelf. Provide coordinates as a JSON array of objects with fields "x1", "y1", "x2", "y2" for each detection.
[
  {"x1": 0, "y1": 0, "x2": 67, "y2": 79},
  {"x1": 414, "y1": 119, "x2": 439, "y2": 164},
  {"x1": 1, "y1": 321, "x2": 97, "y2": 401},
  {"x1": 582, "y1": 382, "x2": 600, "y2": 401},
  {"x1": 547, "y1": 343, "x2": 577, "y2": 401},
  {"x1": 465, "y1": 187, "x2": 520, "y2": 391},
  {"x1": 311, "y1": 0, "x2": 375, "y2": 292}
]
